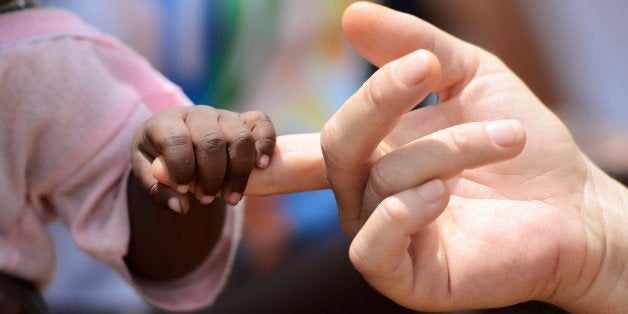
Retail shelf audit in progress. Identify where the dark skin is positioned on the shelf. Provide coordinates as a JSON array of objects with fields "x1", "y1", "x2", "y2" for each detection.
[
  {"x1": 0, "y1": 0, "x2": 279, "y2": 305},
  {"x1": 0, "y1": 273, "x2": 50, "y2": 314},
  {"x1": 126, "y1": 106, "x2": 276, "y2": 281},
  {"x1": 0, "y1": 105, "x2": 275, "y2": 306},
  {"x1": 124, "y1": 174, "x2": 226, "y2": 281}
]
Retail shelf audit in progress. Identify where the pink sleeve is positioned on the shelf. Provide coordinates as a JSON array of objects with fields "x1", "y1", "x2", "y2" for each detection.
[
  {"x1": 0, "y1": 26, "x2": 240, "y2": 311},
  {"x1": 50, "y1": 103, "x2": 243, "y2": 311}
]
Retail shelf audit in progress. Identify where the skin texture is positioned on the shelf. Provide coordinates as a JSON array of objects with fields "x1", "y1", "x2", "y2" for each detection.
[
  {"x1": 124, "y1": 174, "x2": 226, "y2": 282},
  {"x1": 132, "y1": 106, "x2": 277, "y2": 212},
  {"x1": 151, "y1": 133, "x2": 328, "y2": 196},
  {"x1": 147, "y1": 2, "x2": 627, "y2": 312},
  {"x1": 129, "y1": 107, "x2": 329, "y2": 283},
  {"x1": 126, "y1": 106, "x2": 278, "y2": 282},
  {"x1": 319, "y1": 2, "x2": 628, "y2": 313}
]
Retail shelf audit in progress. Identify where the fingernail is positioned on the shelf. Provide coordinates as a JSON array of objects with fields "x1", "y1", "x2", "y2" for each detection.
[
  {"x1": 176, "y1": 184, "x2": 189, "y2": 194},
  {"x1": 201, "y1": 195, "x2": 215, "y2": 205},
  {"x1": 486, "y1": 119, "x2": 524, "y2": 147},
  {"x1": 395, "y1": 50, "x2": 431, "y2": 86},
  {"x1": 417, "y1": 179, "x2": 445, "y2": 203},
  {"x1": 257, "y1": 154, "x2": 270, "y2": 168},
  {"x1": 168, "y1": 197, "x2": 182, "y2": 213},
  {"x1": 227, "y1": 192, "x2": 242, "y2": 205}
]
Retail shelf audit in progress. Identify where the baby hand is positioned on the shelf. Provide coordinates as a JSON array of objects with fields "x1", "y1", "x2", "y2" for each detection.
[{"x1": 131, "y1": 106, "x2": 276, "y2": 213}]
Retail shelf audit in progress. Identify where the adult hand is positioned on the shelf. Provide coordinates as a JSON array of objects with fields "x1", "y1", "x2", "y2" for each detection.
[{"x1": 321, "y1": 2, "x2": 627, "y2": 312}]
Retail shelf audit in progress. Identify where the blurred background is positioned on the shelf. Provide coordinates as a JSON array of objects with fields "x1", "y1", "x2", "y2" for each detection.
[{"x1": 40, "y1": 0, "x2": 627, "y2": 313}]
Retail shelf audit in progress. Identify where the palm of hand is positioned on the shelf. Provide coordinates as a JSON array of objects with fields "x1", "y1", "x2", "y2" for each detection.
[{"x1": 375, "y1": 59, "x2": 593, "y2": 310}]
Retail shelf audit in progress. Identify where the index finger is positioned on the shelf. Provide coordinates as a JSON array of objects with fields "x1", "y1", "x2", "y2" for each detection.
[
  {"x1": 152, "y1": 133, "x2": 328, "y2": 195},
  {"x1": 144, "y1": 110, "x2": 195, "y2": 193},
  {"x1": 321, "y1": 49, "x2": 441, "y2": 236}
]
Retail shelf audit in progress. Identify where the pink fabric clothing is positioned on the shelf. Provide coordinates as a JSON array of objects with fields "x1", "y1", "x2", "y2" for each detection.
[{"x1": 0, "y1": 8, "x2": 241, "y2": 311}]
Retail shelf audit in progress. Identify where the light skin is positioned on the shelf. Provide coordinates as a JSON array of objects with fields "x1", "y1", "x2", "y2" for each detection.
[
  {"x1": 320, "y1": 2, "x2": 628, "y2": 313},
  {"x1": 149, "y1": 2, "x2": 628, "y2": 312}
]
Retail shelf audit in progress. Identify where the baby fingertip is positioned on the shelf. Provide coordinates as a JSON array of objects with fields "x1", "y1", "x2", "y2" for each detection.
[
  {"x1": 200, "y1": 195, "x2": 215, "y2": 205},
  {"x1": 176, "y1": 184, "x2": 189, "y2": 194},
  {"x1": 257, "y1": 154, "x2": 270, "y2": 168},
  {"x1": 168, "y1": 197, "x2": 182, "y2": 213},
  {"x1": 226, "y1": 192, "x2": 242, "y2": 206}
]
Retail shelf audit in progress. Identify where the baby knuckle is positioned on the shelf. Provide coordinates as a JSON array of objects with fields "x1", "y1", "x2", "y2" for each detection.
[
  {"x1": 256, "y1": 137, "x2": 276, "y2": 147},
  {"x1": 247, "y1": 111, "x2": 271, "y2": 122},
  {"x1": 163, "y1": 131, "x2": 190, "y2": 147},
  {"x1": 197, "y1": 134, "x2": 226, "y2": 153},
  {"x1": 232, "y1": 131, "x2": 255, "y2": 148}
]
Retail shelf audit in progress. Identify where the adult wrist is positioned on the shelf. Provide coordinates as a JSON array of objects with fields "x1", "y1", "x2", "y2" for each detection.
[{"x1": 550, "y1": 163, "x2": 628, "y2": 312}]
